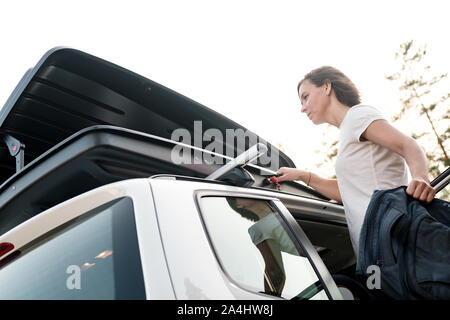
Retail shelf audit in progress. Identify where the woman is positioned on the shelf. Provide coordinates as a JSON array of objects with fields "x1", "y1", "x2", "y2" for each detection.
[{"x1": 276, "y1": 66, "x2": 435, "y2": 256}]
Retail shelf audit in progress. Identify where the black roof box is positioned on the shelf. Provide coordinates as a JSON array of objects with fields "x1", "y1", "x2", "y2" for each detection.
[
  {"x1": 0, "y1": 47, "x2": 295, "y2": 184},
  {"x1": 0, "y1": 126, "x2": 325, "y2": 236}
]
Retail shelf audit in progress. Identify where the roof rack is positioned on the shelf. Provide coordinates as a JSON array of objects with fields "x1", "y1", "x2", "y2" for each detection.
[
  {"x1": 0, "y1": 126, "x2": 329, "y2": 237},
  {"x1": 206, "y1": 143, "x2": 267, "y2": 181}
]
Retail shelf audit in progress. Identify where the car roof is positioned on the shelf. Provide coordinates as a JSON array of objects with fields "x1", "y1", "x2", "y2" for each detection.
[{"x1": 0, "y1": 126, "x2": 331, "y2": 237}]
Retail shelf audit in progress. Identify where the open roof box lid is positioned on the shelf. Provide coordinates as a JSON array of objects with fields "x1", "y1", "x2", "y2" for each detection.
[
  {"x1": 0, "y1": 47, "x2": 296, "y2": 184},
  {"x1": 0, "y1": 48, "x2": 335, "y2": 234}
]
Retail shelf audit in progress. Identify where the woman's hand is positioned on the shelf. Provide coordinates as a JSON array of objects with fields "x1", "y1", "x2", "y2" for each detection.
[
  {"x1": 277, "y1": 168, "x2": 342, "y2": 202},
  {"x1": 406, "y1": 177, "x2": 435, "y2": 203},
  {"x1": 276, "y1": 167, "x2": 304, "y2": 182}
]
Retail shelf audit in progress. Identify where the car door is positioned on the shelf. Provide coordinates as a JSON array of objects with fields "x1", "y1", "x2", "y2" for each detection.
[{"x1": 150, "y1": 176, "x2": 343, "y2": 300}]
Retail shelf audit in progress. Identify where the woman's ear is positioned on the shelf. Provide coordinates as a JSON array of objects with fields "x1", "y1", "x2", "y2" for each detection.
[{"x1": 324, "y1": 80, "x2": 332, "y2": 95}]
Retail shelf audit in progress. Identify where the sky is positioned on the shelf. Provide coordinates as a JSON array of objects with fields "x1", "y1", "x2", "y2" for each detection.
[{"x1": 0, "y1": 0, "x2": 448, "y2": 178}]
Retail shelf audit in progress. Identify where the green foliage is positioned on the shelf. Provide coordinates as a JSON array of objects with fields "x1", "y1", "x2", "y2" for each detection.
[{"x1": 386, "y1": 40, "x2": 449, "y2": 180}]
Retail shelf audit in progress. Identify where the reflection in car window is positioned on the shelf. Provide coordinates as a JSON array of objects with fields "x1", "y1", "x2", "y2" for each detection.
[
  {"x1": 0, "y1": 197, "x2": 146, "y2": 299},
  {"x1": 200, "y1": 196, "x2": 328, "y2": 299}
]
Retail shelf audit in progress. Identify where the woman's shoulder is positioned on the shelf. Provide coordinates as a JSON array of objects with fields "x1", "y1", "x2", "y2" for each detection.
[
  {"x1": 339, "y1": 104, "x2": 387, "y2": 141},
  {"x1": 347, "y1": 104, "x2": 385, "y2": 119},
  {"x1": 350, "y1": 104, "x2": 382, "y2": 112}
]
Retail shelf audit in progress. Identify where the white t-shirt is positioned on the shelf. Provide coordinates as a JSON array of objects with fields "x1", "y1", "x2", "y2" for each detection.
[{"x1": 335, "y1": 104, "x2": 409, "y2": 257}]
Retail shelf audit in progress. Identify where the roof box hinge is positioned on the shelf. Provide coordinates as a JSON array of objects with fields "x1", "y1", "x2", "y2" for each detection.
[{"x1": 1, "y1": 133, "x2": 25, "y2": 173}]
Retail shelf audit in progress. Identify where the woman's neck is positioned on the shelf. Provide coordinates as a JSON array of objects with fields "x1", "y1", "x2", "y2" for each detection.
[
  {"x1": 253, "y1": 202, "x2": 274, "y2": 219},
  {"x1": 327, "y1": 102, "x2": 351, "y2": 128}
]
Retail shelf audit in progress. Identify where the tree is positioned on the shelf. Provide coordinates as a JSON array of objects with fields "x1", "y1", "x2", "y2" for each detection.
[{"x1": 386, "y1": 40, "x2": 449, "y2": 182}]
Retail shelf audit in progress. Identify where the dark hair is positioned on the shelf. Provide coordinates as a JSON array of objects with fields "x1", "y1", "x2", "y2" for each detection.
[
  {"x1": 226, "y1": 197, "x2": 259, "y2": 222},
  {"x1": 297, "y1": 66, "x2": 361, "y2": 107}
]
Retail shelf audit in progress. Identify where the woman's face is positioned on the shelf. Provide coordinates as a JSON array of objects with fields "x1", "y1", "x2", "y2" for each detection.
[{"x1": 298, "y1": 79, "x2": 331, "y2": 125}]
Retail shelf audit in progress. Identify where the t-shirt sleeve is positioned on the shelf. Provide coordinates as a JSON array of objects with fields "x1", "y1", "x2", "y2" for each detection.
[
  {"x1": 345, "y1": 105, "x2": 385, "y2": 143},
  {"x1": 248, "y1": 214, "x2": 276, "y2": 245},
  {"x1": 248, "y1": 221, "x2": 271, "y2": 245}
]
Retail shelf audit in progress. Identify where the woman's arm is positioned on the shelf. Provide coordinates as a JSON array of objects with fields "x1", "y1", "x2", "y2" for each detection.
[
  {"x1": 361, "y1": 119, "x2": 435, "y2": 203},
  {"x1": 256, "y1": 240, "x2": 286, "y2": 296},
  {"x1": 276, "y1": 168, "x2": 342, "y2": 202}
]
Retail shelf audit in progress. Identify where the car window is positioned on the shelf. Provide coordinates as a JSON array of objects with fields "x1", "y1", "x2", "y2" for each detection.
[
  {"x1": 0, "y1": 197, "x2": 146, "y2": 300},
  {"x1": 200, "y1": 196, "x2": 328, "y2": 300},
  {"x1": 296, "y1": 220, "x2": 356, "y2": 275}
]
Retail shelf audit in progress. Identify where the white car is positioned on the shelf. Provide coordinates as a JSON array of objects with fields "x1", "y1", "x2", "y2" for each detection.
[{"x1": 0, "y1": 48, "x2": 448, "y2": 300}]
